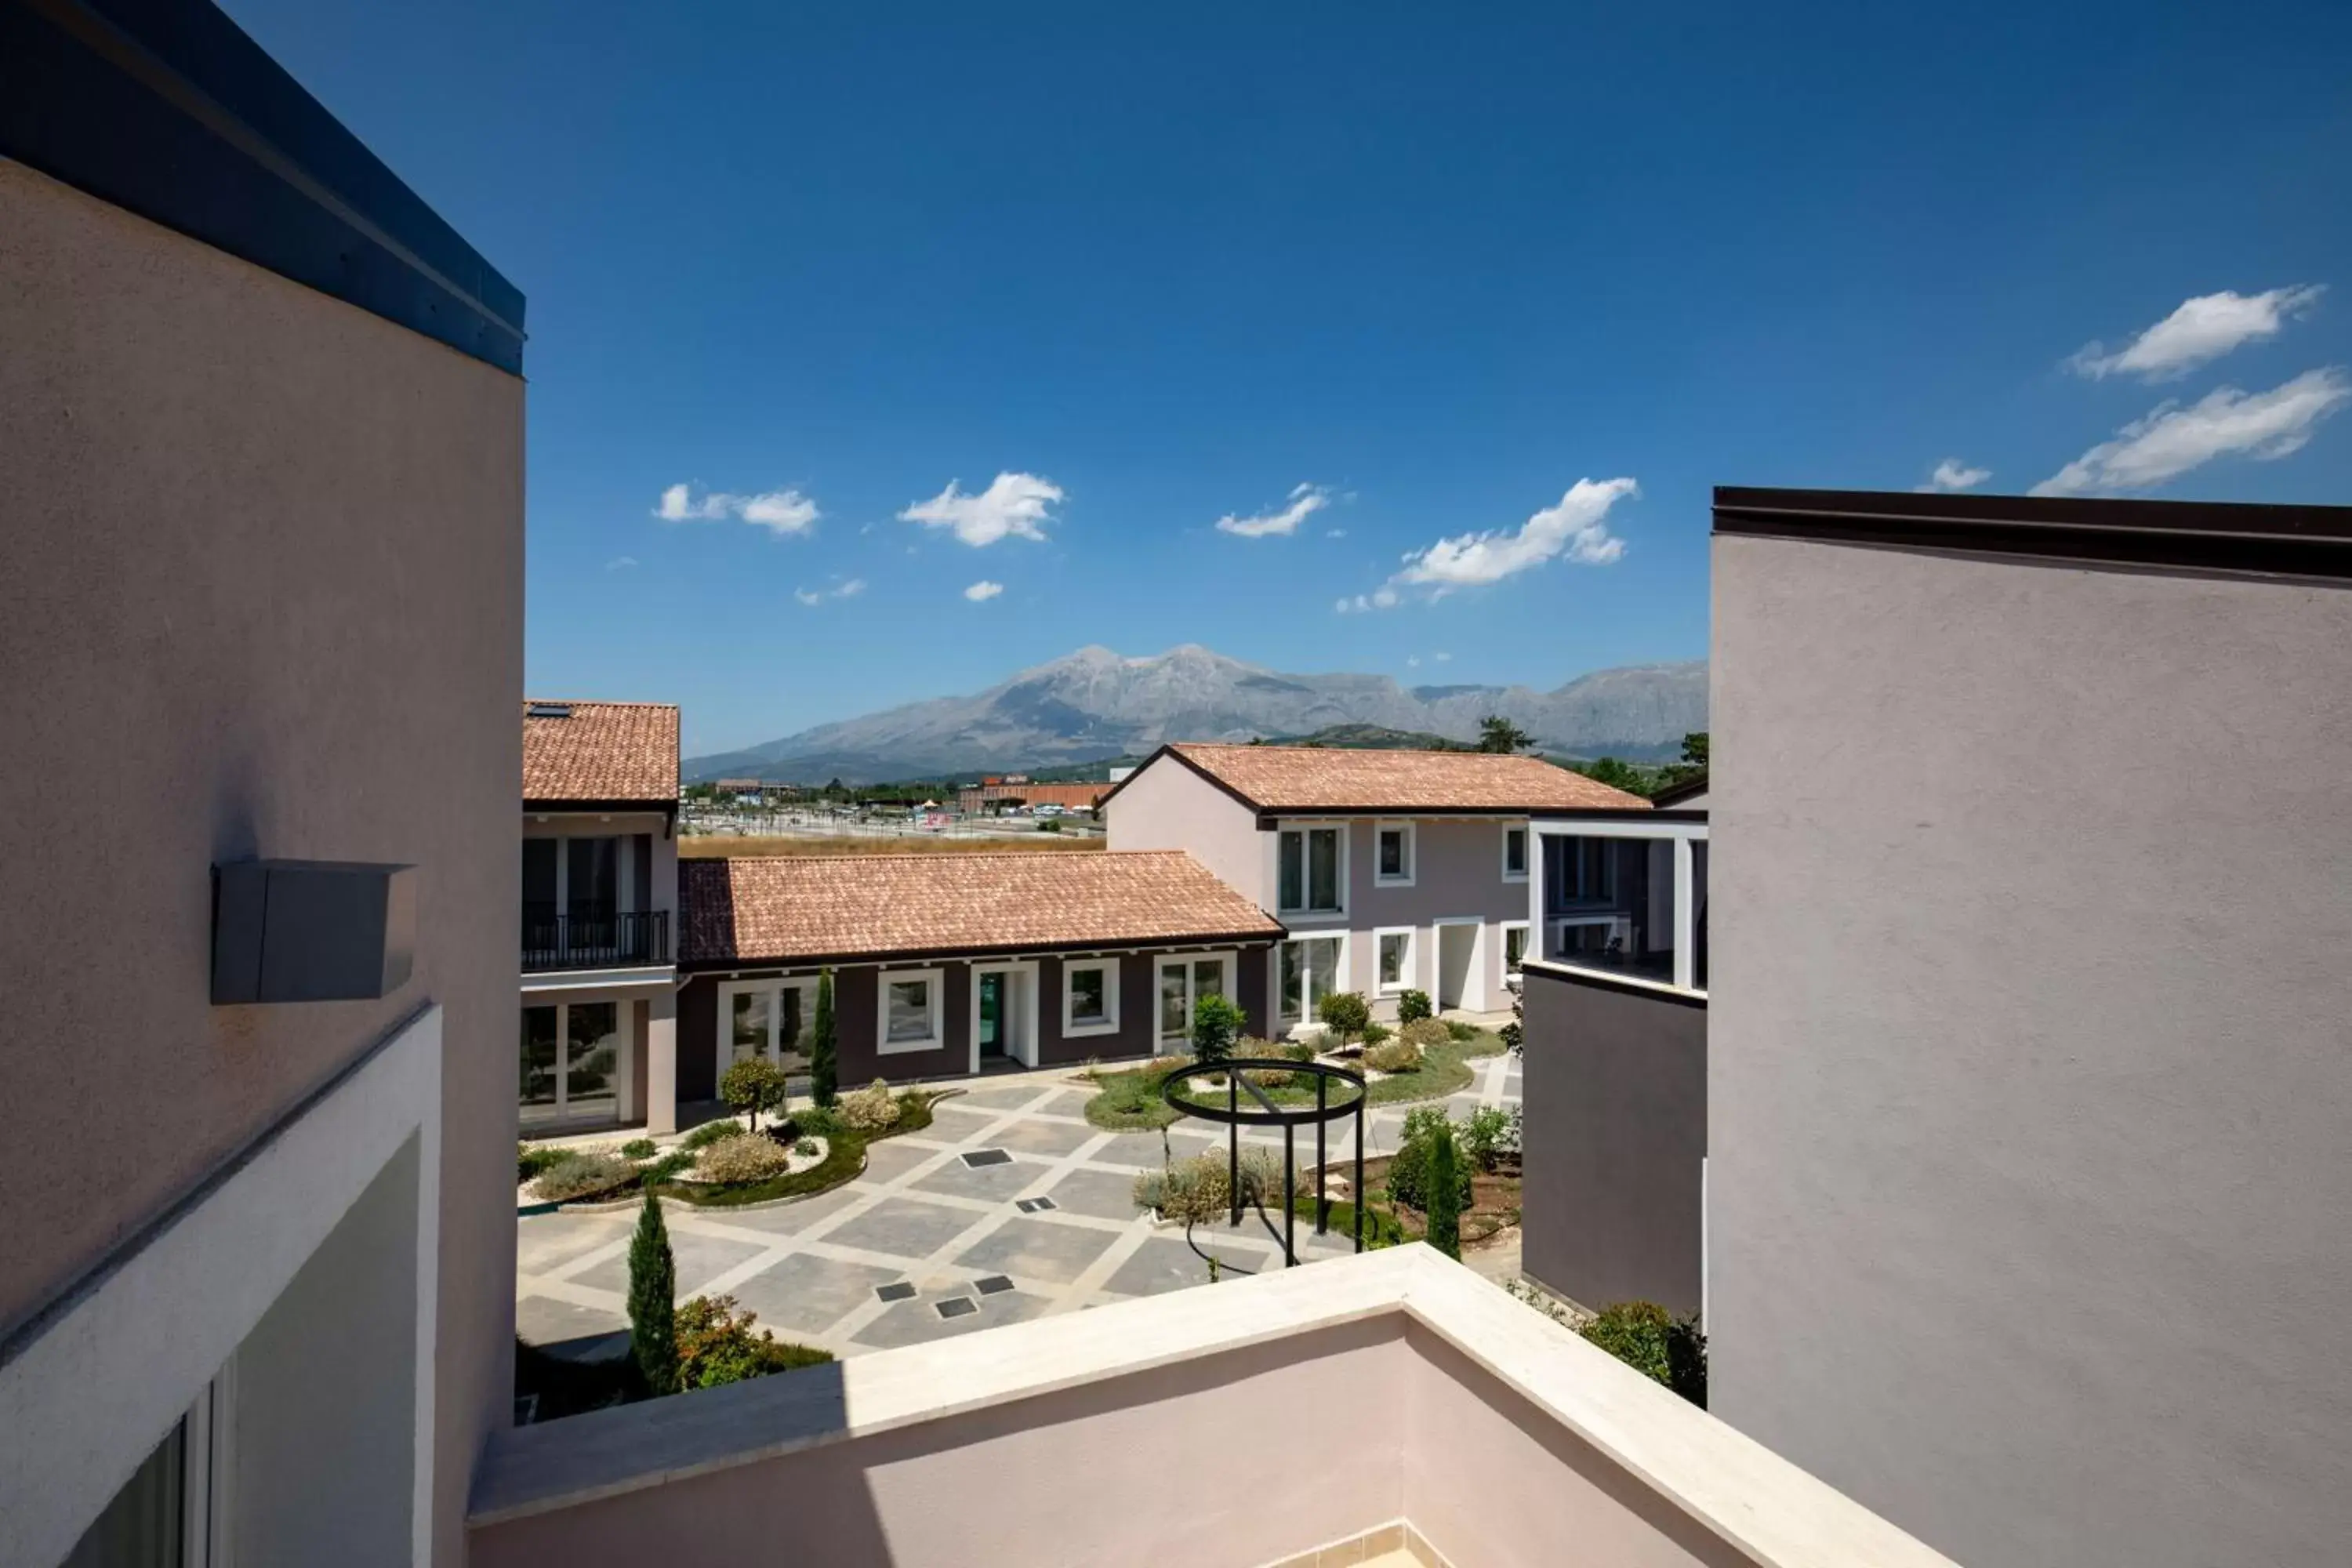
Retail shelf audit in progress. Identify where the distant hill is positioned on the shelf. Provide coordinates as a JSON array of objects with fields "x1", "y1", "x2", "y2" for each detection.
[{"x1": 684, "y1": 644, "x2": 1707, "y2": 785}]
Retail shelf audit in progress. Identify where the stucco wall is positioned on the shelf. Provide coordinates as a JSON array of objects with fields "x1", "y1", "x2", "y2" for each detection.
[
  {"x1": 1519, "y1": 965, "x2": 1706, "y2": 1316},
  {"x1": 1102, "y1": 755, "x2": 1265, "y2": 905},
  {"x1": 0, "y1": 160, "x2": 521, "y2": 1565},
  {"x1": 1710, "y1": 532, "x2": 2352, "y2": 1568},
  {"x1": 1274, "y1": 817, "x2": 1526, "y2": 1013}
]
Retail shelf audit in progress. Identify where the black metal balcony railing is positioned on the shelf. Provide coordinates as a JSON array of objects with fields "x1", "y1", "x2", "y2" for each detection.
[{"x1": 521, "y1": 909, "x2": 670, "y2": 972}]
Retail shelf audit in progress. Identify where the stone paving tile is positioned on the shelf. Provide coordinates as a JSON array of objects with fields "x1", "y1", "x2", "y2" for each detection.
[
  {"x1": 927, "y1": 1101, "x2": 1006, "y2": 1134},
  {"x1": 1034, "y1": 1165, "x2": 1142, "y2": 1222},
  {"x1": 516, "y1": 1212, "x2": 627, "y2": 1276},
  {"x1": 856, "y1": 1138, "x2": 942, "y2": 1185},
  {"x1": 728, "y1": 1252, "x2": 902, "y2": 1337},
  {"x1": 517, "y1": 1294, "x2": 626, "y2": 1348},
  {"x1": 822, "y1": 1196, "x2": 989, "y2": 1260},
  {"x1": 953, "y1": 1215, "x2": 1121, "y2": 1286},
  {"x1": 907, "y1": 1153, "x2": 1043, "y2": 1205},
  {"x1": 1102, "y1": 1232, "x2": 1245, "y2": 1296},
  {"x1": 680, "y1": 1182, "x2": 867, "y2": 1237},
  {"x1": 855, "y1": 1284, "x2": 1053, "y2": 1350},
  {"x1": 572, "y1": 1230, "x2": 768, "y2": 1298},
  {"x1": 989, "y1": 1116, "x2": 1102, "y2": 1159},
  {"x1": 949, "y1": 1084, "x2": 1065, "y2": 1113}
]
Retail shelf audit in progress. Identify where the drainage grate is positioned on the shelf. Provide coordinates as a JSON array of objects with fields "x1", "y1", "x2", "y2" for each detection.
[
  {"x1": 1014, "y1": 1195, "x2": 1058, "y2": 1214},
  {"x1": 973, "y1": 1275, "x2": 1015, "y2": 1297},
  {"x1": 960, "y1": 1148, "x2": 1013, "y2": 1168},
  {"x1": 935, "y1": 1297, "x2": 978, "y2": 1319},
  {"x1": 874, "y1": 1282, "x2": 917, "y2": 1304}
]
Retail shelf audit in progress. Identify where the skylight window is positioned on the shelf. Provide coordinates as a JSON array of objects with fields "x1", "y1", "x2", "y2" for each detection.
[{"x1": 526, "y1": 702, "x2": 573, "y2": 719}]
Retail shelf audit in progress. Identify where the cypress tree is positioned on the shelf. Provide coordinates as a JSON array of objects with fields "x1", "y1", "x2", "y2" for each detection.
[
  {"x1": 627, "y1": 1189, "x2": 677, "y2": 1394},
  {"x1": 1426, "y1": 1120, "x2": 1462, "y2": 1261},
  {"x1": 810, "y1": 968, "x2": 840, "y2": 1108}
]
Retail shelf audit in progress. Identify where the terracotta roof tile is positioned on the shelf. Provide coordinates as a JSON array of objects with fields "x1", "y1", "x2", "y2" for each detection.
[
  {"x1": 681, "y1": 850, "x2": 1283, "y2": 966},
  {"x1": 522, "y1": 700, "x2": 678, "y2": 805},
  {"x1": 1158, "y1": 743, "x2": 1649, "y2": 812}
]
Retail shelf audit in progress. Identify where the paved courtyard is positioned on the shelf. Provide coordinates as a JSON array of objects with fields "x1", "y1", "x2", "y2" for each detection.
[{"x1": 517, "y1": 1052, "x2": 1522, "y2": 1359}]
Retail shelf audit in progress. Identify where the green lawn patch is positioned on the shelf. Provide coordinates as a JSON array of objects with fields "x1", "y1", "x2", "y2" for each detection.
[
  {"x1": 647, "y1": 1091, "x2": 935, "y2": 1208},
  {"x1": 1081, "y1": 1029, "x2": 1503, "y2": 1131}
]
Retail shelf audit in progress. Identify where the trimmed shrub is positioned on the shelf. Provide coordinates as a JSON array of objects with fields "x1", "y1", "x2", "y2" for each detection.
[
  {"x1": 1359, "y1": 1020, "x2": 1392, "y2": 1047},
  {"x1": 1385, "y1": 1106, "x2": 1473, "y2": 1214},
  {"x1": 1396, "y1": 989, "x2": 1434, "y2": 1025},
  {"x1": 517, "y1": 1142, "x2": 565, "y2": 1184},
  {"x1": 719, "y1": 1056, "x2": 788, "y2": 1134},
  {"x1": 1397, "y1": 1017, "x2": 1451, "y2": 1051},
  {"x1": 839, "y1": 1078, "x2": 902, "y2": 1131},
  {"x1": 681, "y1": 1119, "x2": 742, "y2": 1151},
  {"x1": 1316, "y1": 990, "x2": 1371, "y2": 1046},
  {"x1": 620, "y1": 1138, "x2": 657, "y2": 1160},
  {"x1": 1190, "y1": 993, "x2": 1247, "y2": 1069},
  {"x1": 1459, "y1": 1105, "x2": 1512, "y2": 1172},
  {"x1": 1580, "y1": 1302, "x2": 1708, "y2": 1407},
  {"x1": 809, "y1": 969, "x2": 840, "y2": 1108},
  {"x1": 1134, "y1": 1148, "x2": 1293, "y2": 1225},
  {"x1": 626, "y1": 1191, "x2": 677, "y2": 1393},
  {"x1": 1426, "y1": 1119, "x2": 1462, "y2": 1260},
  {"x1": 1363, "y1": 1038, "x2": 1423, "y2": 1074},
  {"x1": 1244, "y1": 1066, "x2": 1295, "y2": 1088},
  {"x1": 696, "y1": 1133, "x2": 793, "y2": 1185},
  {"x1": 796, "y1": 1103, "x2": 842, "y2": 1136},
  {"x1": 1445, "y1": 1018, "x2": 1479, "y2": 1043},
  {"x1": 530, "y1": 1151, "x2": 637, "y2": 1203},
  {"x1": 674, "y1": 1294, "x2": 835, "y2": 1390}
]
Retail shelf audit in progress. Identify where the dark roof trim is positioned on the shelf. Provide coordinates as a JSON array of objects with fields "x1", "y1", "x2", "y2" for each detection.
[
  {"x1": 1714, "y1": 487, "x2": 2352, "y2": 580},
  {"x1": 1522, "y1": 959, "x2": 1708, "y2": 1010},
  {"x1": 1647, "y1": 773, "x2": 1708, "y2": 808},
  {"x1": 1094, "y1": 745, "x2": 1265, "y2": 815},
  {"x1": 524, "y1": 798, "x2": 680, "y2": 821},
  {"x1": 679, "y1": 926, "x2": 1287, "y2": 975},
  {"x1": 1252, "y1": 804, "x2": 1617, "y2": 826},
  {"x1": 2, "y1": 0, "x2": 525, "y2": 373},
  {"x1": 1528, "y1": 806, "x2": 1704, "y2": 824}
]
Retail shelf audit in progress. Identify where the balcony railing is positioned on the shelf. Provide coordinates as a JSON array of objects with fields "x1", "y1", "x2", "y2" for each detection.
[{"x1": 521, "y1": 909, "x2": 670, "y2": 972}]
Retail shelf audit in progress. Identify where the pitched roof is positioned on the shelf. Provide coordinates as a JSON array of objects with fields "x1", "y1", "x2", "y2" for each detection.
[
  {"x1": 680, "y1": 849, "x2": 1283, "y2": 967},
  {"x1": 521, "y1": 700, "x2": 679, "y2": 805},
  {"x1": 1141, "y1": 742, "x2": 1650, "y2": 813}
]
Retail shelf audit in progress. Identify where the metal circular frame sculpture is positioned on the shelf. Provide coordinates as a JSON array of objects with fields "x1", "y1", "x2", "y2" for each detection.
[{"x1": 1158, "y1": 1056, "x2": 1368, "y2": 1265}]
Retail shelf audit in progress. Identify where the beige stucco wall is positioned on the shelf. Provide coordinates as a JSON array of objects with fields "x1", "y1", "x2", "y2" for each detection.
[
  {"x1": 0, "y1": 159, "x2": 521, "y2": 1565},
  {"x1": 1102, "y1": 753, "x2": 1265, "y2": 904},
  {"x1": 1710, "y1": 532, "x2": 2352, "y2": 1567}
]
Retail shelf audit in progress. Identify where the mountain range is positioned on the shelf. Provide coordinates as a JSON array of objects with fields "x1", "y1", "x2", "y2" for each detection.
[{"x1": 684, "y1": 644, "x2": 1708, "y2": 784}]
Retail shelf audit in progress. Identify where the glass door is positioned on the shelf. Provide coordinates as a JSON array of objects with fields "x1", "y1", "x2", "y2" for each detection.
[
  {"x1": 978, "y1": 971, "x2": 1007, "y2": 1058},
  {"x1": 520, "y1": 1001, "x2": 621, "y2": 1128},
  {"x1": 727, "y1": 981, "x2": 815, "y2": 1076},
  {"x1": 1159, "y1": 956, "x2": 1231, "y2": 1045},
  {"x1": 1277, "y1": 937, "x2": 1341, "y2": 1028},
  {"x1": 519, "y1": 1005, "x2": 560, "y2": 1130}
]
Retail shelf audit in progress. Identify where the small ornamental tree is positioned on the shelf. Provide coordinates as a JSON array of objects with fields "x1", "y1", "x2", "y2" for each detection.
[
  {"x1": 1395, "y1": 989, "x2": 1434, "y2": 1026},
  {"x1": 1425, "y1": 1118, "x2": 1463, "y2": 1261},
  {"x1": 1190, "y1": 993, "x2": 1247, "y2": 1069},
  {"x1": 1316, "y1": 989, "x2": 1371, "y2": 1049},
  {"x1": 626, "y1": 1189, "x2": 678, "y2": 1395},
  {"x1": 719, "y1": 1055, "x2": 787, "y2": 1134},
  {"x1": 809, "y1": 969, "x2": 840, "y2": 1108}
]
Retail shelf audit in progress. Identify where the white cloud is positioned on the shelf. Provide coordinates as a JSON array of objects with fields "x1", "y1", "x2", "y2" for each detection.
[
  {"x1": 964, "y1": 579, "x2": 1004, "y2": 602},
  {"x1": 2067, "y1": 285, "x2": 2325, "y2": 382},
  {"x1": 793, "y1": 578, "x2": 866, "y2": 607},
  {"x1": 604, "y1": 555, "x2": 638, "y2": 571},
  {"x1": 655, "y1": 482, "x2": 819, "y2": 535},
  {"x1": 1326, "y1": 528, "x2": 1348, "y2": 538},
  {"x1": 1433, "y1": 651, "x2": 1452, "y2": 662},
  {"x1": 899, "y1": 472, "x2": 1063, "y2": 546},
  {"x1": 1916, "y1": 459, "x2": 1991, "y2": 493},
  {"x1": 1335, "y1": 586, "x2": 1402, "y2": 614},
  {"x1": 2031, "y1": 368, "x2": 2350, "y2": 496},
  {"x1": 1406, "y1": 655, "x2": 1421, "y2": 668},
  {"x1": 1388, "y1": 477, "x2": 1635, "y2": 597},
  {"x1": 1215, "y1": 482, "x2": 1331, "y2": 539}
]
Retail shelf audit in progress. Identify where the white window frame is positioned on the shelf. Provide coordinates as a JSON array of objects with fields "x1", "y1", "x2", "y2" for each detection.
[
  {"x1": 717, "y1": 977, "x2": 818, "y2": 1071},
  {"x1": 1500, "y1": 919, "x2": 1530, "y2": 975},
  {"x1": 877, "y1": 967, "x2": 946, "y2": 1054},
  {"x1": 1373, "y1": 819, "x2": 1417, "y2": 887},
  {"x1": 1501, "y1": 822, "x2": 1529, "y2": 884},
  {"x1": 520, "y1": 998, "x2": 636, "y2": 1128},
  {"x1": 968, "y1": 960, "x2": 1040, "y2": 1072},
  {"x1": 1272, "y1": 930, "x2": 1350, "y2": 1030},
  {"x1": 1274, "y1": 819, "x2": 1350, "y2": 922},
  {"x1": 1155, "y1": 950, "x2": 1238, "y2": 1044},
  {"x1": 1527, "y1": 817, "x2": 1708, "y2": 997},
  {"x1": 1373, "y1": 925, "x2": 1417, "y2": 994},
  {"x1": 1062, "y1": 958, "x2": 1123, "y2": 1038}
]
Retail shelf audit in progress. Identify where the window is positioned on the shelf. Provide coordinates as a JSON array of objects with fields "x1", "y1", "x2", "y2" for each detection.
[
  {"x1": 1537, "y1": 826, "x2": 1708, "y2": 993},
  {"x1": 519, "y1": 1000, "x2": 622, "y2": 1129},
  {"x1": 1157, "y1": 953, "x2": 1234, "y2": 1042},
  {"x1": 1375, "y1": 821, "x2": 1415, "y2": 886},
  {"x1": 1064, "y1": 960, "x2": 1121, "y2": 1036},
  {"x1": 1277, "y1": 824, "x2": 1345, "y2": 916},
  {"x1": 1501, "y1": 921, "x2": 1530, "y2": 973},
  {"x1": 1502, "y1": 824, "x2": 1528, "y2": 882},
  {"x1": 1277, "y1": 935, "x2": 1344, "y2": 1025},
  {"x1": 724, "y1": 980, "x2": 815, "y2": 1072},
  {"x1": 1374, "y1": 927, "x2": 1416, "y2": 993},
  {"x1": 878, "y1": 968, "x2": 944, "y2": 1053}
]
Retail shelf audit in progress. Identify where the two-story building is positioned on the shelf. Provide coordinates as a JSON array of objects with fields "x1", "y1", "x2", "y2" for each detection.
[
  {"x1": 1101, "y1": 743, "x2": 1647, "y2": 1031},
  {"x1": 520, "y1": 700, "x2": 680, "y2": 1134}
]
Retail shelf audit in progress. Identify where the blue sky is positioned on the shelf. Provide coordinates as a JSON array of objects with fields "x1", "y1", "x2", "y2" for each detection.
[{"x1": 228, "y1": 0, "x2": 2352, "y2": 756}]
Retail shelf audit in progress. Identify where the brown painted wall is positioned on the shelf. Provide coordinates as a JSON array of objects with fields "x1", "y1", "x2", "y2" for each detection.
[
  {"x1": 1519, "y1": 965, "x2": 1707, "y2": 1317},
  {"x1": 677, "y1": 978, "x2": 717, "y2": 1103},
  {"x1": 0, "y1": 160, "x2": 521, "y2": 1564}
]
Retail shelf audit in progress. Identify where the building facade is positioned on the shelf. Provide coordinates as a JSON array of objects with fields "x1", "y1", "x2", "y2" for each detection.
[
  {"x1": 0, "y1": 5, "x2": 524, "y2": 1561},
  {"x1": 521, "y1": 701, "x2": 682, "y2": 1134},
  {"x1": 1708, "y1": 487, "x2": 2352, "y2": 1567},
  {"x1": 1102, "y1": 743, "x2": 1645, "y2": 1029}
]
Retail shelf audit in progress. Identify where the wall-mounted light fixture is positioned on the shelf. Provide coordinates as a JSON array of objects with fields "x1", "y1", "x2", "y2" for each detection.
[{"x1": 212, "y1": 860, "x2": 416, "y2": 1004}]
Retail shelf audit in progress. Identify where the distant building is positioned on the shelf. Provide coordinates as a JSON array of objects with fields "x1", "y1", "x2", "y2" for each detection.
[{"x1": 956, "y1": 780, "x2": 1113, "y2": 814}]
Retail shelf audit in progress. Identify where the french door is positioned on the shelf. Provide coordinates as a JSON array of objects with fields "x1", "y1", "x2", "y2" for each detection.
[
  {"x1": 519, "y1": 1000, "x2": 622, "y2": 1130},
  {"x1": 1277, "y1": 936, "x2": 1344, "y2": 1029},
  {"x1": 725, "y1": 979, "x2": 816, "y2": 1076},
  {"x1": 1158, "y1": 954, "x2": 1233, "y2": 1046}
]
